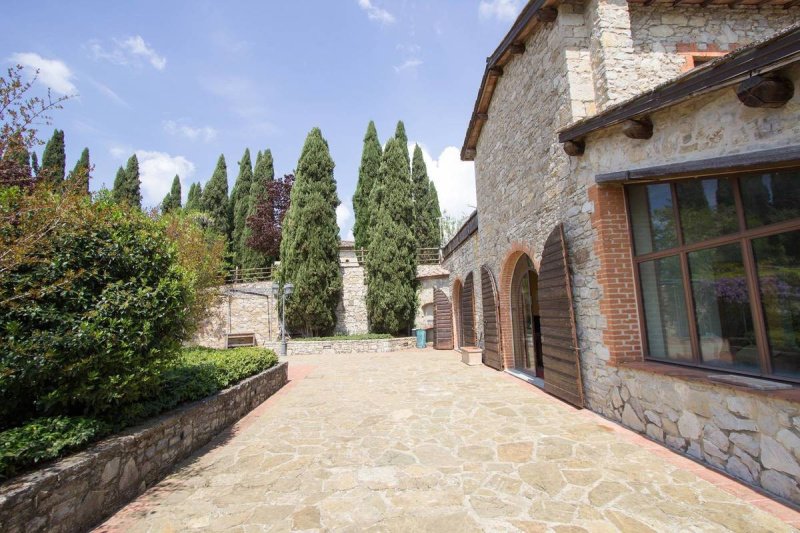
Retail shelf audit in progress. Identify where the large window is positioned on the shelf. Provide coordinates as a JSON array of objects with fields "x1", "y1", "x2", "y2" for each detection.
[{"x1": 627, "y1": 170, "x2": 800, "y2": 382}]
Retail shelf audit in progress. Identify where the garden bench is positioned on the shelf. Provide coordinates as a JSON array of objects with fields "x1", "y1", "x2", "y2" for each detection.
[{"x1": 225, "y1": 333, "x2": 256, "y2": 348}]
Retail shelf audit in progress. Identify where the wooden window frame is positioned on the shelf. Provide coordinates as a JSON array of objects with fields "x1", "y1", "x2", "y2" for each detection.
[{"x1": 626, "y1": 171, "x2": 800, "y2": 384}]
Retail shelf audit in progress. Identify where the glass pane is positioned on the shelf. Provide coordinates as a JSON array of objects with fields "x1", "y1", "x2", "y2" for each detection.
[
  {"x1": 741, "y1": 170, "x2": 800, "y2": 228},
  {"x1": 640, "y1": 256, "x2": 691, "y2": 361},
  {"x1": 629, "y1": 183, "x2": 678, "y2": 255},
  {"x1": 677, "y1": 178, "x2": 738, "y2": 244},
  {"x1": 688, "y1": 243, "x2": 758, "y2": 371},
  {"x1": 753, "y1": 230, "x2": 800, "y2": 378}
]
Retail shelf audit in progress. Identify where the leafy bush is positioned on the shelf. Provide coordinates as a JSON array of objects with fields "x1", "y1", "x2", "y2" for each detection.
[
  {"x1": 0, "y1": 190, "x2": 193, "y2": 427},
  {"x1": 299, "y1": 333, "x2": 394, "y2": 342},
  {"x1": 0, "y1": 347, "x2": 277, "y2": 480},
  {"x1": 0, "y1": 416, "x2": 110, "y2": 480}
]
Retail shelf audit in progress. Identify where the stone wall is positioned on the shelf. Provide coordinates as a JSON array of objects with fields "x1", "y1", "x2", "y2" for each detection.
[
  {"x1": 416, "y1": 265, "x2": 450, "y2": 332},
  {"x1": 442, "y1": 230, "x2": 482, "y2": 349},
  {"x1": 262, "y1": 337, "x2": 416, "y2": 356},
  {"x1": 335, "y1": 259, "x2": 369, "y2": 336},
  {"x1": 194, "y1": 282, "x2": 281, "y2": 349},
  {"x1": 0, "y1": 363, "x2": 288, "y2": 533}
]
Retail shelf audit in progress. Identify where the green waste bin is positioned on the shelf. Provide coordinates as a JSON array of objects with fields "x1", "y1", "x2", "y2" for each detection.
[{"x1": 415, "y1": 328, "x2": 427, "y2": 349}]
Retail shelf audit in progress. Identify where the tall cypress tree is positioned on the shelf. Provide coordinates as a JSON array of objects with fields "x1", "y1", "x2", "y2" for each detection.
[
  {"x1": 40, "y1": 129, "x2": 66, "y2": 185},
  {"x1": 30, "y1": 152, "x2": 39, "y2": 177},
  {"x1": 186, "y1": 182, "x2": 202, "y2": 211},
  {"x1": 67, "y1": 147, "x2": 90, "y2": 194},
  {"x1": 201, "y1": 154, "x2": 230, "y2": 239},
  {"x1": 231, "y1": 148, "x2": 254, "y2": 265},
  {"x1": 411, "y1": 144, "x2": 441, "y2": 248},
  {"x1": 394, "y1": 120, "x2": 410, "y2": 170},
  {"x1": 162, "y1": 175, "x2": 181, "y2": 213},
  {"x1": 352, "y1": 121, "x2": 381, "y2": 252},
  {"x1": 112, "y1": 166, "x2": 127, "y2": 203},
  {"x1": 125, "y1": 154, "x2": 142, "y2": 208},
  {"x1": 366, "y1": 136, "x2": 417, "y2": 335},
  {"x1": 279, "y1": 128, "x2": 342, "y2": 337},
  {"x1": 240, "y1": 149, "x2": 275, "y2": 269}
]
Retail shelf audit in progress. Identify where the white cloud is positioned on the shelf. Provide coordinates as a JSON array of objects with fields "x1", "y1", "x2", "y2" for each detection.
[
  {"x1": 163, "y1": 120, "x2": 217, "y2": 142},
  {"x1": 109, "y1": 144, "x2": 132, "y2": 160},
  {"x1": 337, "y1": 202, "x2": 355, "y2": 241},
  {"x1": 394, "y1": 58, "x2": 423, "y2": 73},
  {"x1": 357, "y1": 0, "x2": 395, "y2": 24},
  {"x1": 88, "y1": 35, "x2": 166, "y2": 71},
  {"x1": 135, "y1": 150, "x2": 195, "y2": 207},
  {"x1": 412, "y1": 143, "x2": 476, "y2": 219},
  {"x1": 9, "y1": 52, "x2": 76, "y2": 95},
  {"x1": 89, "y1": 78, "x2": 129, "y2": 107},
  {"x1": 479, "y1": 0, "x2": 525, "y2": 22}
]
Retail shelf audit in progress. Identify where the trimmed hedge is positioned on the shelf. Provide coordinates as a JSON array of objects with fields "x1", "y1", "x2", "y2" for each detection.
[
  {"x1": 0, "y1": 347, "x2": 277, "y2": 481},
  {"x1": 298, "y1": 333, "x2": 394, "y2": 342}
]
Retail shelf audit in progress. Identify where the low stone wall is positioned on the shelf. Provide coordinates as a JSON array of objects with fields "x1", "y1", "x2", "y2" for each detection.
[
  {"x1": 0, "y1": 362, "x2": 288, "y2": 533},
  {"x1": 604, "y1": 366, "x2": 800, "y2": 504},
  {"x1": 263, "y1": 337, "x2": 416, "y2": 356}
]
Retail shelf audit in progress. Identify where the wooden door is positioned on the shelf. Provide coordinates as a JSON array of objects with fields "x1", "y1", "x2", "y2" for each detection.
[
  {"x1": 460, "y1": 273, "x2": 477, "y2": 346},
  {"x1": 481, "y1": 266, "x2": 503, "y2": 370},
  {"x1": 538, "y1": 224, "x2": 585, "y2": 408},
  {"x1": 433, "y1": 288, "x2": 454, "y2": 350}
]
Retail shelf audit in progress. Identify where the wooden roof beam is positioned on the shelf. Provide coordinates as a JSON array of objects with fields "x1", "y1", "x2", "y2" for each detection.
[
  {"x1": 535, "y1": 7, "x2": 558, "y2": 22},
  {"x1": 510, "y1": 43, "x2": 526, "y2": 55},
  {"x1": 563, "y1": 140, "x2": 585, "y2": 156},
  {"x1": 622, "y1": 117, "x2": 654, "y2": 139},
  {"x1": 736, "y1": 74, "x2": 794, "y2": 107}
]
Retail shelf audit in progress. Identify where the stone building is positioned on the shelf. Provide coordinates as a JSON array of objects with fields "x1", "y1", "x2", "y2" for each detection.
[{"x1": 440, "y1": 0, "x2": 800, "y2": 504}]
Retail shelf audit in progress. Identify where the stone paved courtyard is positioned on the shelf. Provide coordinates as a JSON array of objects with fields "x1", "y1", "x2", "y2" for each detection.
[{"x1": 97, "y1": 350, "x2": 800, "y2": 532}]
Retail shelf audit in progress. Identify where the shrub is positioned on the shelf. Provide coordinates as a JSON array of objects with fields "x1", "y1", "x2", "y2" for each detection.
[
  {"x1": 0, "y1": 189, "x2": 193, "y2": 427},
  {"x1": 0, "y1": 416, "x2": 110, "y2": 480}
]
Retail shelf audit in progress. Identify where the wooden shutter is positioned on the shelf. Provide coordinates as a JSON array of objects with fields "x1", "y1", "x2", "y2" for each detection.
[
  {"x1": 481, "y1": 267, "x2": 503, "y2": 370},
  {"x1": 538, "y1": 224, "x2": 585, "y2": 408},
  {"x1": 460, "y1": 273, "x2": 477, "y2": 346},
  {"x1": 433, "y1": 289, "x2": 454, "y2": 350}
]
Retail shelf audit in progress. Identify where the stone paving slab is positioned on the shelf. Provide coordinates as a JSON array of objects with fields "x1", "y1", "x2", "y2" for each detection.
[{"x1": 96, "y1": 350, "x2": 800, "y2": 532}]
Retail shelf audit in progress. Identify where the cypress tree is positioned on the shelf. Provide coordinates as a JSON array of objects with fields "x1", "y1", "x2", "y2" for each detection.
[
  {"x1": 394, "y1": 120, "x2": 410, "y2": 170},
  {"x1": 366, "y1": 137, "x2": 418, "y2": 335},
  {"x1": 240, "y1": 149, "x2": 275, "y2": 269},
  {"x1": 278, "y1": 128, "x2": 342, "y2": 337},
  {"x1": 67, "y1": 147, "x2": 90, "y2": 194},
  {"x1": 125, "y1": 154, "x2": 142, "y2": 208},
  {"x1": 352, "y1": 121, "x2": 381, "y2": 252},
  {"x1": 231, "y1": 148, "x2": 254, "y2": 265},
  {"x1": 201, "y1": 154, "x2": 230, "y2": 239},
  {"x1": 186, "y1": 182, "x2": 202, "y2": 211},
  {"x1": 30, "y1": 152, "x2": 39, "y2": 177},
  {"x1": 112, "y1": 166, "x2": 127, "y2": 203},
  {"x1": 40, "y1": 129, "x2": 66, "y2": 185},
  {"x1": 162, "y1": 175, "x2": 181, "y2": 213},
  {"x1": 411, "y1": 144, "x2": 441, "y2": 249}
]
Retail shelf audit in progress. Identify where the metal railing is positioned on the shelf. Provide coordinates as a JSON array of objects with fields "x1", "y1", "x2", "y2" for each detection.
[
  {"x1": 354, "y1": 247, "x2": 442, "y2": 265},
  {"x1": 225, "y1": 266, "x2": 275, "y2": 284}
]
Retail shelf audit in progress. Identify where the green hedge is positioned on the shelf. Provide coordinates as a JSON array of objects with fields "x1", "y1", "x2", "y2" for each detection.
[
  {"x1": 0, "y1": 347, "x2": 277, "y2": 481},
  {"x1": 298, "y1": 333, "x2": 394, "y2": 342}
]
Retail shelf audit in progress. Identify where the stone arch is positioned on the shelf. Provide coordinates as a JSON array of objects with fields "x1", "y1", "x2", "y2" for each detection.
[{"x1": 498, "y1": 243, "x2": 538, "y2": 369}]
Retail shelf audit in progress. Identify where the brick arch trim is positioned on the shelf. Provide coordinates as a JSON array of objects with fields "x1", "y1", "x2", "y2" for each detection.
[{"x1": 497, "y1": 242, "x2": 537, "y2": 369}]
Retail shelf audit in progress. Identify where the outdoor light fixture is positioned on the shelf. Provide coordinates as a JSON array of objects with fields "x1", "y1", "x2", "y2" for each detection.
[{"x1": 271, "y1": 282, "x2": 291, "y2": 357}]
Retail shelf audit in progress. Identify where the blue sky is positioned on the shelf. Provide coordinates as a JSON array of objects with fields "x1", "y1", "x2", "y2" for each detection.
[{"x1": 3, "y1": 0, "x2": 525, "y2": 238}]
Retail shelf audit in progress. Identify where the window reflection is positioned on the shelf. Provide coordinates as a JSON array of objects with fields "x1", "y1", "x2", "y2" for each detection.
[
  {"x1": 741, "y1": 170, "x2": 800, "y2": 228},
  {"x1": 677, "y1": 178, "x2": 738, "y2": 244},
  {"x1": 753, "y1": 231, "x2": 800, "y2": 378},
  {"x1": 640, "y1": 256, "x2": 691, "y2": 361},
  {"x1": 629, "y1": 183, "x2": 677, "y2": 255}
]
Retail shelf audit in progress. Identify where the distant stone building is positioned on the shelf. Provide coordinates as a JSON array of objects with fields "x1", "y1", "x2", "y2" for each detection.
[{"x1": 439, "y1": 0, "x2": 800, "y2": 504}]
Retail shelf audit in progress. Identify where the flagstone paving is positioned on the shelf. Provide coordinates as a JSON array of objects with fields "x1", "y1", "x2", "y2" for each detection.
[{"x1": 97, "y1": 350, "x2": 800, "y2": 532}]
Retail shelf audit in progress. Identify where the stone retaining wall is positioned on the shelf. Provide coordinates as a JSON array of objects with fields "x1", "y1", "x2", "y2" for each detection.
[
  {"x1": 0, "y1": 362, "x2": 288, "y2": 533},
  {"x1": 263, "y1": 337, "x2": 416, "y2": 356}
]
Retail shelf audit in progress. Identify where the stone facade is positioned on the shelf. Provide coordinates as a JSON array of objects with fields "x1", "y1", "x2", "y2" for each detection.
[
  {"x1": 261, "y1": 337, "x2": 416, "y2": 356},
  {"x1": 335, "y1": 245, "x2": 369, "y2": 336},
  {"x1": 415, "y1": 264, "x2": 451, "y2": 333},
  {"x1": 0, "y1": 363, "x2": 288, "y2": 533},
  {"x1": 450, "y1": 0, "x2": 800, "y2": 505}
]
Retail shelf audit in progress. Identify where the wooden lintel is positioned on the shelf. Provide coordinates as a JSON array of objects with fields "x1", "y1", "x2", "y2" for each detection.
[
  {"x1": 475, "y1": 113, "x2": 488, "y2": 121},
  {"x1": 488, "y1": 66, "x2": 504, "y2": 77},
  {"x1": 736, "y1": 75, "x2": 794, "y2": 108},
  {"x1": 510, "y1": 43, "x2": 526, "y2": 55},
  {"x1": 563, "y1": 140, "x2": 585, "y2": 157},
  {"x1": 622, "y1": 117, "x2": 654, "y2": 140},
  {"x1": 535, "y1": 7, "x2": 558, "y2": 23}
]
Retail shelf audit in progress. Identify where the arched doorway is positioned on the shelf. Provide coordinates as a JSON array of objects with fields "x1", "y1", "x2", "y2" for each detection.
[
  {"x1": 433, "y1": 288, "x2": 453, "y2": 350},
  {"x1": 460, "y1": 273, "x2": 477, "y2": 347},
  {"x1": 481, "y1": 266, "x2": 503, "y2": 370},
  {"x1": 510, "y1": 254, "x2": 544, "y2": 378}
]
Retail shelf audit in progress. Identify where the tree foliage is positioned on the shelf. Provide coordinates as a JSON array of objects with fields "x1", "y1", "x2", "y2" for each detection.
[
  {"x1": 201, "y1": 154, "x2": 230, "y2": 239},
  {"x1": 66, "y1": 147, "x2": 90, "y2": 194},
  {"x1": 161, "y1": 174, "x2": 181, "y2": 213},
  {"x1": 185, "y1": 182, "x2": 202, "y2": 211},
  {"x1": 40, "y1": 129, "x2": 65, "y2": 186},
  {"x1": 366, "y1": 136, "x2": 417, "y2": 335},
  {"x1": 352, "y1": 120, "x2": 381, "y2": 251},
  {"x1": 112, "y1": 154, "x2": 141, "y2": 208},
  {"x1": 278, "y1": 128, "x2": 342, "y2": 336},
  {"x1": 240, "y1": 150, "x2": 274, "y2": 269},
  {"x1": 394, "y1": 120, "x2": 410, "y2": 170},
  {"x1": 412, "y1": 144, "x2": 441, "y2": 248},
  {"x1": 245, "y1": 172, "x2": 293, "y2": 266},
  {"x1": 230, "y1": 148, "x2": 253, "y2": 265}
]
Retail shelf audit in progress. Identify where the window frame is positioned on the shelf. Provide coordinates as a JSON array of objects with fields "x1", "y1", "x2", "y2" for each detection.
[{"x1": 625, "y1": 171, "x2": 800, "y2": 383}]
